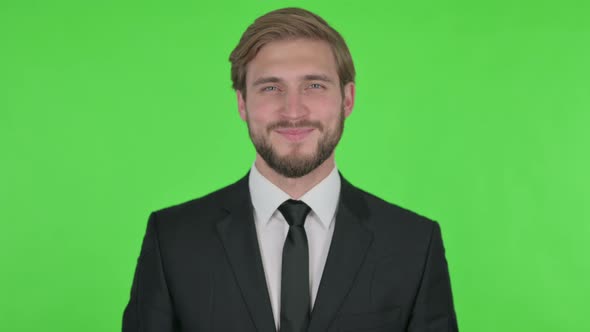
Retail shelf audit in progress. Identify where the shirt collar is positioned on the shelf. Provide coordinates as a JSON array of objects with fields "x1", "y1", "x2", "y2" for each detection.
[{"x1": 248, "y1": 163, "x2": 341, "y2": 229}]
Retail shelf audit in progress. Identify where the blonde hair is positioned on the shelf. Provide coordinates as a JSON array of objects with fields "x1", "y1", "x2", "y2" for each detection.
[{"x1": 229, "y1": 7, "x2": 355, "y2": 97}]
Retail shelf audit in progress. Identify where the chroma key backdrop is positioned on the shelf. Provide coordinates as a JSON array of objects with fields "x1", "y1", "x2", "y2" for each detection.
[{"x1": 1, "y1": 0, "x2": 589, "y2": 331}]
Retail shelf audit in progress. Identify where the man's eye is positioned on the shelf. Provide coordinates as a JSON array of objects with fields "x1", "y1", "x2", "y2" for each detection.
[
  {"x1": 262, "y1": 86, "x2": 278, "y2": 92},
  {"x1": 309, "y1": 83, "x2": 323, "y2": 89}
]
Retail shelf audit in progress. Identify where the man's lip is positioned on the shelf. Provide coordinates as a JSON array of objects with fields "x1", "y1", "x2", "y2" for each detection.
[
  {"x1": 274, "y1": 128, "x2": 315, "y2": 142},
  {"x1": 274, "y1": 128, "x2": 315, "y2": 135}
]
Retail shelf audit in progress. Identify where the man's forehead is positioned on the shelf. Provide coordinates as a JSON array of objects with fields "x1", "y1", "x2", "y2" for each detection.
[{"x1": 245, "y1": 39, "x2": 339, "y2": 84}]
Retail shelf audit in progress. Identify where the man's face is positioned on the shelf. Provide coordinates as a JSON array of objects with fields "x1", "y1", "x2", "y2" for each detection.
[{"x1": 237, "y1": 39, "x2": 355, "y2": 178}]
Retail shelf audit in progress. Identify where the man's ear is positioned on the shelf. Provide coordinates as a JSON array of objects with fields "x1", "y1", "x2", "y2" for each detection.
[
  {"x1": 343, "y1": 82, "x2": 355, "y2": 118},
  {"x1": 237, "y1": 90, "x2": 247, "y2": 121}
]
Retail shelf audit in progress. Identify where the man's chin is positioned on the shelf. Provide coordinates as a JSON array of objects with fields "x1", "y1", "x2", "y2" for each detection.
[
  {"x1": 263, "y1": 153, "x2": 319, "y2": 177},
  {"x1": 274, "y1": 151, "x2": 316, "y2": 164},
  {"x1": 274, "y1": 143, "x2": 316, "y2": 156}
]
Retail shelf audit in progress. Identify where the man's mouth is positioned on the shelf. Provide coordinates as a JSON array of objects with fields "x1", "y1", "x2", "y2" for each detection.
[{"x1": 275, "y1": 128, "x2": 315, "y2": 142}]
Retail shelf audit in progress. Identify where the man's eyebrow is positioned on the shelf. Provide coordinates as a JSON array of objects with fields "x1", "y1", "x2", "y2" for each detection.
[
  {"x1": 252, "y1": 76, "x2": 283, "y2": 86},
  {"x1": 251, "y1": 74, "x2": 334, "y2": 86},
  {"x1": 302, "y1": 74, "x2": 333, "y2": 83}
]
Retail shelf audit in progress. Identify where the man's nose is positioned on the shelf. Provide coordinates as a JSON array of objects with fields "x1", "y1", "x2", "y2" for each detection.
[{"x1": 282, "y1": 90, "x2": 308, "y2": 119}]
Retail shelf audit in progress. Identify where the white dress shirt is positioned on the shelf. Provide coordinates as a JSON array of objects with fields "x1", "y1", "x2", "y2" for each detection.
[{"x1": 248, "y1": 163, "x2": 341, "y2": 330}]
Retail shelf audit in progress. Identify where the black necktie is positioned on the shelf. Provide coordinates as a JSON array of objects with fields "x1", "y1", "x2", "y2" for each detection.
[{"x1": 278, "y1": 199, "x2": 312, "y2": 332}]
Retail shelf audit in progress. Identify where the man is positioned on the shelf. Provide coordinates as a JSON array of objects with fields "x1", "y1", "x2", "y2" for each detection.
[{"x1": 123, "y1": 7, "x2": 458, "y2": 332}]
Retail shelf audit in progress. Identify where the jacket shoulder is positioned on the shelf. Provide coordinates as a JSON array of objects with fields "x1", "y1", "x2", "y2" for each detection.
[
  {"x1": 350, "y1": 182, "x2": 439, "y2": 233},
  {"x1": 150, "y1": 174, "x2": 248, "y2": 227},
  {"x1": 348, "y1": 183, "x2": 444, "y2": 258}
]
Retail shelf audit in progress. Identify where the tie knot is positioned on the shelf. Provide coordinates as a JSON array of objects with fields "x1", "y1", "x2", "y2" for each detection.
[{"x1": 278, "y1": 199, "x2": 311, "y2": 227}]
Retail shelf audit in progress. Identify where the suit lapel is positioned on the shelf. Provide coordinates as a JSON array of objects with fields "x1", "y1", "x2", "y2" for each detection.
[
  {"x1": 216, "y1": 173, "x2": 277, "y2": 332},
  {"x1": 308, "y1": 174, "x2": 374, "y2": 332}
]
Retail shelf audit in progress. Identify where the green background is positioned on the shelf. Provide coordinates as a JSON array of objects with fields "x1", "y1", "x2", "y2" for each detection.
[{"x1": 1, "y1": 0, "x2": 589, "y2": 331}]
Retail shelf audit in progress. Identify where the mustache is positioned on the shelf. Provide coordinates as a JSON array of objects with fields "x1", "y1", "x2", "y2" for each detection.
[{"x1": 267, "y1": 120, "x2": 324, "y2": 133}]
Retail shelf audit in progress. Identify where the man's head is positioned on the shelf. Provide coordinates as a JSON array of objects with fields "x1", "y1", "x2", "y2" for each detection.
[{"x1": 229, "y1": 8, "x2": 355, "y2": 178}]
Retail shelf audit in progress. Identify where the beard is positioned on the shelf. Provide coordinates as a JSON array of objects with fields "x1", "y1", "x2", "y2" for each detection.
[{"x1": 246, "y1": 109, "x2": 345, "y2": 178}]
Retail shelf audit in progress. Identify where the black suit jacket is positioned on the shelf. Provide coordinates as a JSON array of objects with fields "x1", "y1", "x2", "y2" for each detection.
[{"x1": 123, "y1": 172, "x2": 458, "y2": 331}]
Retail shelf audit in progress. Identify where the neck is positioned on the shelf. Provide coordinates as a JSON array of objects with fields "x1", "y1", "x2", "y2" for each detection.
[{"x1": 254, "y1": 153, "x2": 336, "y2": 200}]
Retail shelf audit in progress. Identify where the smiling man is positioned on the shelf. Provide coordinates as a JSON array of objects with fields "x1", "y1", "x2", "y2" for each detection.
[
  {"x1": 237, "y1": 37, "x2": 351, "y2": 194},
  {"x1": 123, "y1": 7, "x2": 458, "y2": 332}
]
